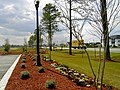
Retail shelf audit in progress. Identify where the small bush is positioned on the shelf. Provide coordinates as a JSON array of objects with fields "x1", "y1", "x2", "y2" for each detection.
[
  {"x1": 22, "y1": 59, "x2": 26, "y2": 63},
  {"x1": 22, "y1": 52, "x2": 26, "y2": 56},
  {"x1": 28, "y1": 53, "x2": 31, "y2": 56},
  {"x1": 20, "y1": 71, "x2": 30, "y2": 79},
  {"x1": 38, "y1": 67, "x2": 44, "y2": 73},
  {"x1": 3, "y1": 39, "x2": 10, "y2": 53},
  {"x1": 22, "y1": 55, "x2": 26, "y2": 59},
  {"x1": 20, "y1": 63, "x2": 26, "y2": 68},
  {"x1": 45, "y1": 80, "x2": 56, "y2": 89},
  {"x1": 31, "y1": 56, "x2": 36, "y2": 61},
  {"x1": 32, "y1": 58, "x2": 36, "y2": 61},
  {"x1": 33, "y1": 61, "x2": 37, "y2": 65}
]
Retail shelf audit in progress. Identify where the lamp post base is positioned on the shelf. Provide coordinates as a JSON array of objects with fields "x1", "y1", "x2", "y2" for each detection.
[{"x1": 36, "y1": 54, "x2": 42, "y2": 66}]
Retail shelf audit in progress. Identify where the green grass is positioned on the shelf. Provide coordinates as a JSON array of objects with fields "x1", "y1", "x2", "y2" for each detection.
[
  {"x1": 0, "y1": 47, "x2": 36, "y2": 53},
  {"x1": 0, "y1": 48, "x2": 4, "y2": 52},
  {"x1": 46, "y1": 49, "x2": 120, "y2": 90}
]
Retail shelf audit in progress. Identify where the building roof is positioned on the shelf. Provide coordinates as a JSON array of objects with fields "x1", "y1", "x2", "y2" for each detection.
[{"x1": 110, "y1": 35, "x2": 120, "y2": 39}]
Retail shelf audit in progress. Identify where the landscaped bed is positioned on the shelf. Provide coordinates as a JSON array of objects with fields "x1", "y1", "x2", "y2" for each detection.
[{"x1": 5, "y1": 52, "x2": 114, "y2": 90}]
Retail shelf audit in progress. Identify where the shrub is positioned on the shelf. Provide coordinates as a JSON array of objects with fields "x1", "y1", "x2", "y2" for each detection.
[
  {"x1": 76, "y1": 79, "x2": 86, "y2": 86},
  {"x1": 3, "y1": 39, "x2": 10, "y2": 53},
  {"x1": 45, "y1": 80, "x2": 56, "y2": 89},
  {"x1": 33, "y1": 61, "x2": 37, "y2": 65},
  {"x1": 32, "y1": 58, "x2": 36, "y2": 61},
  {"x1": 20, "y1": 71, "x2": 30, "y2": 79},
  {"x1": 22, "y1": 59, "x2": 26, "y2": 63},
  {"x1": 20, "y1": 63, "x2": 26, "y2": 68},
  {"x1": 31, "y1": 56, "x2": 36, "y2": 61},
  {"x1": 23, "y1": 52, "x2": 26, "y2": 56},
  {"x1": 28, "y1": 53, "x2": 31, "y2": 56},
  {"x1": 38, "y1": 67, "x2": 44, "y2": 73},
  {"x1": 22, "y1": 56, "x2": 26, "y2": 59}
]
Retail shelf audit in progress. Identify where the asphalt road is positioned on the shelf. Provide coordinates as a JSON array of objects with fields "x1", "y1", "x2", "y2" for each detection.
[
  {"x1": 0, "y1": 55, "x2": 19, "y2": 80},
  {"x1": 87, "y1": 48, "x2": 120, "y2": 53},
  {"x1": 60, "y1": 47, "x2": 120, "y2": 53}
]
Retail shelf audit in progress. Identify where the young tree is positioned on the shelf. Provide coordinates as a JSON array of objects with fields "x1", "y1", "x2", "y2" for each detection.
[
  {"x1": 28, "y1": 27, "x2": 43, "y2": 48},
  {"x1": 41, "y1": 3, "x2": 60, "y2": 52},
  {"x1": 28, "y1": 35, "x2": 36, "y2": 47},
  {"x1": 23, "y1": 38, "x2": 28, "y2": 52},
  {"x1": 3, "y1": 39, "x2": 10, "y2": 53}
]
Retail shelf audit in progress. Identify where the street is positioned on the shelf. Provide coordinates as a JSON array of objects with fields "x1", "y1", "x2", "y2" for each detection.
[
  {"x1": 60, "y1": 47, "x2": 120, "y2": 53},
  {"x1": 87, "y1": 48, "x2": 120, "y2": 53}
]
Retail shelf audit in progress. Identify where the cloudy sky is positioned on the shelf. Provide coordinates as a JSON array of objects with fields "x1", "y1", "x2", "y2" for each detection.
[
  {"x1": 0, "y1": 0, "x2": 98, "y2": 46},
  {"x1": 0, "y1": 0, "x2": 120, "y2": 46},
  {"x1": 0, "y1": 0, "x2": 55, "y2": 45}
]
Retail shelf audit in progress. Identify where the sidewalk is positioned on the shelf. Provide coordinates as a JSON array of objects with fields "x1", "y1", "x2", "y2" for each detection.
[{"x1": 0, "y1": 55, "x2": 21, "y2": 90}]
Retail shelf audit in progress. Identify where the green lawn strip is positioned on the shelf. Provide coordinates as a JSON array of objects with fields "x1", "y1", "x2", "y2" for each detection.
[
  {"x1": 104, "y1": 62, "x2": 120, "y2": 89},
  {"x1": 0, "y1": 48, "x2": 4, "y2": 52},
  {"x1": 111, "y1": 53, "x2": 120, "y2": 62},
  {"x1": 49, "y1": 50, "x2": 120, "y2": 90}
]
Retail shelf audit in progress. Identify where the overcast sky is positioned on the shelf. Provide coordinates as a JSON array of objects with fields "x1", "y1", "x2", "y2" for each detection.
[
  {"x1": 0, "y1": 0, "x2": 55, "y2": 45},
  {"x1": 0, "y1": 0, "x2": 99, "y2": 46},
  {"x1": 0, "y1": 0, "x2": 120, "y2": 46}
]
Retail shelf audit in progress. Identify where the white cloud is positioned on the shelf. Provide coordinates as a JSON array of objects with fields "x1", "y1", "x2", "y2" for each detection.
[
  {"x1": 0, "y1": 0, "x2": 119, "y2": 46},
  {"x1": 0, "y1": 0, "x2": 55, "y2": 45},
  {"x1": 4, "y1": 4, "x2": 15, "y2": 11}
]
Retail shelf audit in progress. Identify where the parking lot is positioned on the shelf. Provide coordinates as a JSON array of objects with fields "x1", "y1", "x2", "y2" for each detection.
[{"x1": 0, "y1": 55, "x2": 19, "y2": 80}]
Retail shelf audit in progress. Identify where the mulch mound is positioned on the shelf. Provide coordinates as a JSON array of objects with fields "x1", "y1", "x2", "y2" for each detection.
[{"x1": 5, "y1": 53, "x2": 110, "y2": 90}]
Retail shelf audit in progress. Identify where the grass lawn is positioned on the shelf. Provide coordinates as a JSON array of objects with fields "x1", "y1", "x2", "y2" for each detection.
[
  {"x1": 45, "y1": 49, "x2": 120, "y2": 90},
  {"x1": 0, "y1": 47, "x2": 36, "y2": 53}
]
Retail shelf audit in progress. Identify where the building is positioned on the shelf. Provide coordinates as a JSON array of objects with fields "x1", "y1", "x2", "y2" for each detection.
[{"x1": 109, "y1": 35, "x2": 120, "y2": 47}]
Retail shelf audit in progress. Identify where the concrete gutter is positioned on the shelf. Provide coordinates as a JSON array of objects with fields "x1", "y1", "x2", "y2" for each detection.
[{"x1": 0, "y1": 54, "x2": 21, "y2": 90}]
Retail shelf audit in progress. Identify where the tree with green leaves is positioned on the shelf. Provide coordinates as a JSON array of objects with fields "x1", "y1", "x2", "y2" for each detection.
[
  {"x1": 3, "y1": 39, "x2": 10, "y2": 53},
  {"x1": 41, "y1": 3, "x2": 61, "y2": 51},
  {"x1": 28, "y1": 28, "x2": 43, "y2": 48},
  {"x1": 28, "y1": 32, "x2": 36, "y2": 47},
  {"x1": 28, "y1": 35, "x2": 36, "y2": 47}
]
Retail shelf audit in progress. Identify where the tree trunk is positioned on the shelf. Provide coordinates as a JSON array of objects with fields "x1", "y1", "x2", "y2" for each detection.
[
  {"x1": 100, "y1": 0, "x2": 111, "y2": 89},
  {"x1": 104, "y1": 36, "x2": 111, "y2": 60},
  {"x1": 101, "y1": 0, "x2": 111, "y2": 60},
  {"x1": 48, "y1": 34, "x2": 52, "y2": 51},
  {"x1": 50, "y1": 41, "x2": 52, "y2": 51}
]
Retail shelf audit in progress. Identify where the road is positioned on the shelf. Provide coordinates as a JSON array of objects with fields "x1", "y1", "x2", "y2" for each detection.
[
  {"x1": 60, "y1": 47, "x2": 120, "y2": 53},
  {"x1": 87, "y1": 48, "x2": 120, "y2": 53},
  {"x1": 0, "y1": 55, "x2": 19, "y2": 80}
]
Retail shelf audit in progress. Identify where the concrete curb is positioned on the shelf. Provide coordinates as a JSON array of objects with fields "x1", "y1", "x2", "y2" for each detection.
[{"x1": 0, "y1": 54, "x2": 22, "y2": 90}]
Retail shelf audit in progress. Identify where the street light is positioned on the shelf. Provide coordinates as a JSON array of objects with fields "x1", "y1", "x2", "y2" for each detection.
[
  {"x1": 34, "y1": 0, "x2": 42, "y2": 66},
  {"x1": 69, "y1": 0, "x2": 72, "y2": 55}
]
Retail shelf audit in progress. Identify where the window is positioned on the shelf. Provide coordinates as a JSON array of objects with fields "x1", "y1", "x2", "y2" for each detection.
[{"x1": 118, "y1": 40, "x2": 120, "y2": 42}]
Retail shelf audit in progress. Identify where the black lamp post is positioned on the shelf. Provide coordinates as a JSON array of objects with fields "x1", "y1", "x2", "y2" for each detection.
[
  {"x1": 34, "y1": 0, "x2": 41, "y2": 66},
  {"x1": 69, "y1": 0, "x2": 72, "y2": 55}
]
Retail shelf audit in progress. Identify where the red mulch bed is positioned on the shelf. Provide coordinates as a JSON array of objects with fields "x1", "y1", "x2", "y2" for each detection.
[{"x1": 5, "y1": 53, "x2": 112, "y2": 90}]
